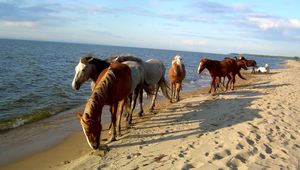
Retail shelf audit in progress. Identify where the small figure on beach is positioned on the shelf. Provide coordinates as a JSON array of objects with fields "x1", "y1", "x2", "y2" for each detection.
[
  {"x1": 256, "y1": 64, "x2": 270, "y2": 73},
  {"x1": 169, "y1": 55, "x2": 186, "y2": 102}
]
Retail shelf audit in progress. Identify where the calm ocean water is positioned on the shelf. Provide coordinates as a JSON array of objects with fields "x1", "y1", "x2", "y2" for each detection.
[{"x1": 0, "y1": 39, "x2": 285, "y2": 131}]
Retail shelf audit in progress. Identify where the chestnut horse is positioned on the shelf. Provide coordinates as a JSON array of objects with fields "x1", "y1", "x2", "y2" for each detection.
[
  {"x1": 76, "y1": 63, "x2": 132, "y2": 150},
  {"x1": 197, "y1": 58, "x2": 238, "y2": 93},
  {"x1": 168, "y1": 55, "x2": 186, "y2": 102}
]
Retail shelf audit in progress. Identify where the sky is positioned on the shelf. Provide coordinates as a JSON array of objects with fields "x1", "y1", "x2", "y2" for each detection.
[{"x1": 0, "y1": 0, "x2": 300, "y2": 56}]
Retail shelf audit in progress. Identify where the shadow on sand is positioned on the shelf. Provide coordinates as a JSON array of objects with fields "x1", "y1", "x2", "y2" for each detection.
[{"x1": 108, "y1": 84, "x2": 273, "y2": 149}]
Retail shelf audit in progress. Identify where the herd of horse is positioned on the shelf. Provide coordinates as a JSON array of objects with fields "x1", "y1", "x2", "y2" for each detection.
[{"x1": 71, "y1": 54, "x2": 258, "y2": 150}]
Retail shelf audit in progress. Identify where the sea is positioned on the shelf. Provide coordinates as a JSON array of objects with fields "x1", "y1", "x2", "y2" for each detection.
[{"x1": 0, "y1": 38, "x2": 285, "y2": 132}]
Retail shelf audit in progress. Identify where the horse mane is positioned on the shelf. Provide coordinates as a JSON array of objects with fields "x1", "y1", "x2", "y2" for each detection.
[
  {"x1": 84, "y1": 68, "x2": 116, "y2": 116},
  {"x1": 108, "y1": 54, "x2": 143, "y2": 64}
]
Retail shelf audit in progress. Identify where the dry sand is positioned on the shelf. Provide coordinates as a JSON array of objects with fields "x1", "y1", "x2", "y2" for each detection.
[{"x1": 2, "y1": 60, "x2": 300, "y2": 170}]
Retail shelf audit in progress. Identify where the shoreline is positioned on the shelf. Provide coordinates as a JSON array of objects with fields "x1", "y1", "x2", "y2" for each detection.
[
  {"x1": 3, "y1": 60, "x2": 300, "y2": 169},
  {"x1": 0, "y1": 68, "x2": 256, "y2": 169}
]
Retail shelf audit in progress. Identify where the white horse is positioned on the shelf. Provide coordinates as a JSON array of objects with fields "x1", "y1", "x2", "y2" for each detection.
[{"x1": 256, "y1": 64, "x2": 270, "y2": 73}]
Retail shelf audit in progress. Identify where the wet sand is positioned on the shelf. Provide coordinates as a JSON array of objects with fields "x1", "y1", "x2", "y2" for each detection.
[{"x1": 2, "y1": 60, "x2": 300, "y2": 170}]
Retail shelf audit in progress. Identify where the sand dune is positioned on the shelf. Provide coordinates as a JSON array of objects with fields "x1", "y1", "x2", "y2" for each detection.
[{"x1": 3, "y1": 60, "x2": 300, "y2": 170}]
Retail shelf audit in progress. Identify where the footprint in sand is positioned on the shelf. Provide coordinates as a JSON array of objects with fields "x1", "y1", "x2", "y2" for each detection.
[
  {"x1": 212, "y1": 149, "x2": 231, "y2": 161},
  {"x1": 236, "y1": 143, "x2": 244, "y2": 150},
  {"x1": 245, "y1": 137, "x2": 255, "y2": 146},
  {"x1": 226, "y1": 151, "x2": 252, "y2": 169},
  {"x1": 237, "y1": 131, "x2": 245, "y2": 138},
  {"x1": 263, "y1": 144, "x2": 273, "y2": 154}
]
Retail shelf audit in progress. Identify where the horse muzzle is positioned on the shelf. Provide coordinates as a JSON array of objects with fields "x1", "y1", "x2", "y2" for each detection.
[{"x1": 72, "y1": 82, "x2": 80, "y2": 90}]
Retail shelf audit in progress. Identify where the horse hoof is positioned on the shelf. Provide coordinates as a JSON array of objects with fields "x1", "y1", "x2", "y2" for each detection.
[
  {"x1": 138, "y1": 111, "x2": 144, "y2": 117},
  {"x1": 107, "y1": 137, "x2": 117, "y2": 143}
]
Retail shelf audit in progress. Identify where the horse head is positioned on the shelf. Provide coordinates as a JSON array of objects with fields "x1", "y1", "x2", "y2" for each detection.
[
  {"x1": 76, "y1": 112, "x2": 102, "y2": 150},
  {"x1": 72, "y1": 56, "x2": 95, "y2": 90},
  {"x1": 173, "y1": 55, "x2": 182, "y2": 65},
  {"x1": 197, "y1": 58, "x2": 208, "y2": 74}
]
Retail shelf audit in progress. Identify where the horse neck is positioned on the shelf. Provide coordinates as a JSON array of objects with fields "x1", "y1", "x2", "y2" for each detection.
[
  {"x1": 83, "y1": 92, "x2": 104, "y2": 120},
  {"x1": 91, "y1": 60, "x2": 110, "y2": 82}
]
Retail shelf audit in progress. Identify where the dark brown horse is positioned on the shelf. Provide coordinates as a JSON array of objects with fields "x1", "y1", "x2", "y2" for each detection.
[
  {"x1": 224, "y1": 58, "x2": 247, "y2": 90},
  {"x1": 239, "y1": 56, "x2": 257, "y2": 73},
  {"x1": 197, "y1": 58, "x2": 241, "y2": 93},
  {"x1": 76, "y1": 63, "x2": 132, "y2": 150},
  {"x1": 169, "y1": 55, "x2": 186, "y2": 102},
  {"x1": 216, "y1": 57, "x2": 247, "y2": 91}
]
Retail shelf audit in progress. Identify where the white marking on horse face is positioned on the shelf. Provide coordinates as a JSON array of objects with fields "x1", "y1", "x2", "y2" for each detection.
[
  {"x1": 72, "y1": 62, "x2": 87, "y2": 90},
  {"x1": 80, "y1": 119, "x2": 94, "y2": 150},
  {"x1": 173, "y1": 55, "x2": 182, "y2": 65},
  {"x1": 197, "y1": 62, "x2": 202, "y2": 74}
]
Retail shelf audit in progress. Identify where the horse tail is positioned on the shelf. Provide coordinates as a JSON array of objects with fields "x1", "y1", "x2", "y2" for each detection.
[
  {"x1": 158, "y1": 77, "x2": 171, "y2": 100},
  {"x1": 237, "y1": 71, "x2": 246, "y2": 80}
]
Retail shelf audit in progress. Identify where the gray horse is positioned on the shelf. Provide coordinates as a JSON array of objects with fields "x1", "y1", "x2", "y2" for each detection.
[{"x1": 112, "y1": 56, "x2": 170, "y2": 113}]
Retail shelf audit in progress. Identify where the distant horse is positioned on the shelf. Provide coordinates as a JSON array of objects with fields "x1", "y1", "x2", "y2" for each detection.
[
  {"x1": 197, "y1": 58, "x2": 238, "y2": 93},
  {"x1": 168, "y1": 55, "x2": 186, "y2": 102},
  {"x1": 239, "y1": 56, "x2": 257, "y2": 73},
  {"x1": 112, "y1": 56, "x2": 170, "y2": 112},
  {"x1": 76, "y1": 63, "x2": 132, "y2": 150},
  {"x1": 225, "y1": 58, "x2": 247, "y2": 90},
  {"x1": 216, "y1": 57, "x2": 247, "y2": 91}
]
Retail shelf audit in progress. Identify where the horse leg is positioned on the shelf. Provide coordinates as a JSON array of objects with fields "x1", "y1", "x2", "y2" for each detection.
[
  {"x1": 231, "y1": 74, "x2": 236, "y2": 90},
  {"x1": 212, "y1": 76, "x2": 217, "y2": 93},
  {"x1": 225, "y1": 75, "x2": 231, "y2": 91},
  {"x1": 108, "y1": 103, "x2": 118, "y2": 142},
  {"x1": 126, "y1": 86, "x2": 140, "y2": 127},
  {"x1": 149, "y1": 85, "x2": 159, "y2": 112},
  {"x1": 123, "y1": 94, "x2": 132, "y2": 118},
  {"x1": 176, "y1": 83, "x2": 181, "y2": 102},
  {"x1": 116, "y1": 99, "x2": 126, "y2": 137},
  {"x1": 137, "y1": 88, "x2": 144, "y2": 117},
  {"x1": 108, "y1": 106, "x2": 113, "y2": 134},
  {"x1": 209, "y1": 76, "x2": 214, "y2": 93},
  {"x1": 170, "y1": 82, "x2": 174, "y2": 103}
]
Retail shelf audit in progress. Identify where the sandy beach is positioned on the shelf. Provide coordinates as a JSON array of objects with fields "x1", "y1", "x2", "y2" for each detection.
[{"x1": 2, "y1": 60, "x2": 300, "y2": 170}]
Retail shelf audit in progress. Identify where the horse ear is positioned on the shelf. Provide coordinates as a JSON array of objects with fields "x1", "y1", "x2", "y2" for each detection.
[
  {"x1": 88, "y1": 57, "x2": 94, "y2": 63},
  {"x1": 76, "y1": 112, "x2": 82, "y2": 119}
]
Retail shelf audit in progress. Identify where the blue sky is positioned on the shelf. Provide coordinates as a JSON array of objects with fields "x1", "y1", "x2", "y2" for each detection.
[{"x1": 1, "y1": 0, "x2": 299, "y2": 56}]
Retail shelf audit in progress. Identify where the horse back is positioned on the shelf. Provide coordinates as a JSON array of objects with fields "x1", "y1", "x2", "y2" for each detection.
[
  {"x1": 144, "y1": 59, "x2": 165, "y2": 85},
  {"x1": 110, "y1": 63, "x2": 132, "y2": 100},
  {"x1": 207, "y1": 59, "x2": 236, "y2": 77},
  {"x1": 95, "y1": 63, "x2": 132, "y2": 104}
]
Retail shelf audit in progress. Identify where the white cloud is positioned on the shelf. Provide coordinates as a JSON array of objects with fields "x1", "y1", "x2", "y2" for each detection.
[
  {"x1": 2, "y1": 20, "x2": 36, "y2": 28},
  {"x1": 290, "y1": 18, "x2": 300, "y2": 28},
  {"x1": 247, "y1": 17, "x2": 300, "y2": 30}
]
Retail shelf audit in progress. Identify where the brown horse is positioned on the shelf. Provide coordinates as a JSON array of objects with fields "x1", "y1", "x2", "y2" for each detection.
[
  {"x1": 197, "y1": 58, "x2": 239, "y2": 93},
  {"x1": 224, "y1": 58, "x2": 247, "y2": 90},
  {"x1": 169, "y1": 55, "x2": 186, "y2": 102},
  {"x1": 76, "y1": 63, "x2": 132, "y2": 150},
  {"x1": 239, "y1": 56, "x2": 257, "y2": 73}
]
